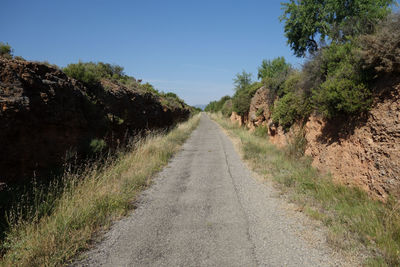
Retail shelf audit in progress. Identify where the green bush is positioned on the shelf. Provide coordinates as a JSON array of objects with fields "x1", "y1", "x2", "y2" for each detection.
[
  {"x1": 271, "y1": 72, "x2": 311, "y2": 130},
  {"x1": 139, "y1": 82, "x2": 160, "y2": 95},
  {"x1": 205, "y1": 95, "x2": 231, "y2": 113},
  {"x1": 258, "y1": 57, "x2": 292, "y2": 105},
  {"x1": 221, "y1": 99, "x2": 233, "y2": 117},
  {"x1": 254, "y1": 125, "x2": 268, "y2": 137},
  {"x1": 89, "y1": 138, "x2": 107, "y2": 153},
  {"x1": 273, "y1": 92, "x2": 303, "y2": 130},
  {"x1": 63, "y1": 62, "x2": 134, "y2": 89},
  {"x1": 159, "y1": 91, "x2": 186, "y2": 109},
  {"x1": 232, "y1": 90, "x2": 252, "y2": 116},
  {"x1": 0, "y1": 42, "x2": 13, "y2": 59},
  {"x1": 312, "y1": 43, "x2": 372, "y2": 118}
]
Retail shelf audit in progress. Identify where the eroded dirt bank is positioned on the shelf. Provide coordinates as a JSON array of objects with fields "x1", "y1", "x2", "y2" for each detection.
[
  {"x1": 231, "y1": 81, "x2": 400, "y2": 200},
  {"x1": 0, "y1": 58, "x2": 190, "y2": 186}
]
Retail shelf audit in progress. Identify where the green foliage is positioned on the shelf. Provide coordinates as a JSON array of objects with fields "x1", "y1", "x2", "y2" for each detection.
[
  {"x1": 221, "y1": 99, "x2": 233, "y2": 117},
  {"x1": 272, "y1": 71, "x2": 312, "y2": 129},
  {"x1": 231, "y1": 80, "x2": 262, "y2": 117},
  {"x1": 254, "y1": 125, "x2": 268, "y2": 138},
  {"x1": 232, "y1": 89, "x2": 252, "y2": 116},
  {"x1": 140, "y1": 82, "x2": 160, "y2": 95},
  {"x1": 89, "y1": 138, "x2": 107, "y2": 153},
  {"x1": 280, "y1": 0, "x2": 395, "y2": 57},
  {"x1": 258, "y1": 57, "x2": 293, "y2": 105},
  {"x1": 273, "y1": 92, "x2": 304, "y2": 129},
  {"x1": 312, "y1": 43, "x2": 372, "y2": 118},
  {"x1": 205, "y1": 95, "x2": 231, "y2": 113},
  {"x1": 0, "y1": 42, "x2": 13, "y2": 59},
  {"x1": 63, "y1": 61, "x2": 133, "y2": 88},
  {"x1": 233, "y1": 71, "x2": 252, "y2": 92},
  {"x1": 159, "y1": 91, "x2": 187, "y2": 110},
  {"x1": 258, "y1": 57, "x2": 292, "y2": 80}
]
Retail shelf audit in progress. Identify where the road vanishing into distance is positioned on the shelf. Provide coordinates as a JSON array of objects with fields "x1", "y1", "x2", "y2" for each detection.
[{"x1": 78, "y1": 114, "x2": 345, "y2": 266}]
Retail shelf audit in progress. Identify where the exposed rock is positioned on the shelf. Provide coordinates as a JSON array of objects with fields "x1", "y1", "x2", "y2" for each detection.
[
  {"x1": 0, "y1": 58, "x2": 190, "y2": 185},
  {"x1": 248, "y1": 86, "x2": 272, "y2": 125},
  {"x1": 246, "y1": 77, "x2": 400, "y2": 200},
  {"x1": 230, "y1": 111, "x2": 243, "y2": 126},
  {"x1": 304, "y1": 81, "x2": 400, "y2": 200}
]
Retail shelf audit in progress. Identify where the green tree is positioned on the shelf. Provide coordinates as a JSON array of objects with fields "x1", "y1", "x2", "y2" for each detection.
[
  {"x1": 257, "y1": 57, "x2": 292, "y2": 80},
  {"x1": 232, "y1": 89, "x2": 252, "y2": 116},
  {"x1": 0, "y1": 42, "x2": 13, "y2": 59},
  {"x1": 257, "y1": 57, "x2": 293, "y2": 105},
  {"x1": 280, "y1": 0, "x2": 395, "y2": 57},
  {"x1": 233, "y1": 71, "x2": 252, "y2": 92}
]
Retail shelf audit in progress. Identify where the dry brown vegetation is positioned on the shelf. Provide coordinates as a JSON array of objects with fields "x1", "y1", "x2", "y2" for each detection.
[{"x1": 0, "y1": 114, "x2": 200, "y2": 266}]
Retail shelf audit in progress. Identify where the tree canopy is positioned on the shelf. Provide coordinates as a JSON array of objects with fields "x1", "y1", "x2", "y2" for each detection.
[
  {"x1": 233, "y1": 71, "x2": 252, "y2": 92},
  {"x1": 257, "y1": 57, "x2": 292, "y2": 80},
  {"x1": 280, "y1": 0, "x2": 395, "y2": 57}
]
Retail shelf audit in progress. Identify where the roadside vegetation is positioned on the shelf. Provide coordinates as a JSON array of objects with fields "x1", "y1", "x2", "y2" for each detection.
[
  {"x1": 63, "y1": 61, "x2": 190, "y2": 111},
  {"x1": 205, "y1": 1, "x2": 400, "y2": 265},
  {"x1": 210, "y1": 113, "x2": 400, "y2": 266},
  {"x1": 0, "y1": 114, "x2": 200, "y2": 266},
  {"x1": 205, "y1": 0, "x2": 398, "y2": 127}
]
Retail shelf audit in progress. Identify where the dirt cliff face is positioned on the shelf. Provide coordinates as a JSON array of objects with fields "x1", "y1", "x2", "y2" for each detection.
[
  {"x1": 246, "y1": 79, "x2": 400, "y2": 200},
  {"x1": 304, "y1": 81, "x2": 400, "y2": 200},
  {"x1": 0, "y1": 58, "x2": 190, "y2": 185},
  {"x1": 247, "y1": 86, "x2": 271, "y2": 128}
]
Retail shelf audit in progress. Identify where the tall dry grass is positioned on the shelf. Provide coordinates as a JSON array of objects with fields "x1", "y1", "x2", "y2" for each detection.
[
  {"x1": 210, "y1": 112, "x2": 400, "y2": 266},
  {"x1": 0, "y1": 114, "x2": 200, "y2": 266}
]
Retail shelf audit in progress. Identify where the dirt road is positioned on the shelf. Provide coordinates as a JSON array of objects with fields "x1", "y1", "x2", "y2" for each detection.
[{"x1": 78, "y1": 114, "x2": 343, "y2": 266}]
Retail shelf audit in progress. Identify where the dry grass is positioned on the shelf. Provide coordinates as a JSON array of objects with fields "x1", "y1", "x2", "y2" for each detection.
[
  {"x1": 210, "y1": 113, "x2": 400, "y2": 267},
  {"x1": 0, "y1": 114, "x2": 200, "y2": 266}
]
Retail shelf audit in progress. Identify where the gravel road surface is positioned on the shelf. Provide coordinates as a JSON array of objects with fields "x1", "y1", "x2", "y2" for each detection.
[{"x1": 77, "y1": 114, "x2": 344, "y2": 266}]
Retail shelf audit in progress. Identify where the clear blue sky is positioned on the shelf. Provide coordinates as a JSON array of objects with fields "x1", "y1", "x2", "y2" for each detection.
[{"x1": 1, "y1": 0, "x2": 304, "y2": 105}]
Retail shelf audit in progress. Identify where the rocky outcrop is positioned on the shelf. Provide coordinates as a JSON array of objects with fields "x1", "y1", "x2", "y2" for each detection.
[
  {"x1": 247, "y1": 86, "x2": 271, "y2": 129},
  {"x1": 230, "y1": 111, "x2": 243, "y2": 126},
  {"x1": 0, "y1": 58, "x2": 190, "y2": 185},
  {"x1": 246, "y1": 79, "x2": 400, "y2": 200}
]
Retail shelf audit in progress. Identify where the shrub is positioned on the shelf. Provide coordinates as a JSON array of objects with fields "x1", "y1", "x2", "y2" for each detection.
[
  {"x1": 273, "y1": 92, "x2": 304, "y2": 129},
  {"x1": 89, "y1": 138, "x2": 107, "y2": 153},
  {"x1": 231, "y1": 82, "x2": 262, "y2": 117},
  {"x1": 271, "y1": 71, "x2": 311, "y2": 129},
  {"x1": 205, "y1": 95, "x2": 231, "y2": 113},
  {"x1": 140, "y1": 83, "x2": 160, "y2": 95},
  {"x1": 63, "y1": 62, "x2": 134, "y2": 89},
  {"x1": 254, "y1": 125, "x2": 269, "y2": 138},
  {"x1": 360, "y1": 12, "x2": 400, "y2": 75},
  {"x1": 232, "y1": 89, "x2": 252, "y2": 116},
  {"x1": 63, "y1": 62, "x2": 102, "y2": 88},
  {"x1": 159, "y1": 91, "x2": 186, "y2": 109},
  {"x1": 0, "y1": 42, "x2": 13, "y2": 59},
  {"x1": 221, "y1": 99, "x2": 233, "y2": 117},
  {"x1": 312, "y1": 43, "x2": 372, "y2": 118},
  {"x1": 258, "y1": 57, "x2": 293, "y2": 105}
]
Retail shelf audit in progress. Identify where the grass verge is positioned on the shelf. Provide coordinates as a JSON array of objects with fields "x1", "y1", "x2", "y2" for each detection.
[
  {"x1": 0, "y1": 114, "x2": 200, "y2": 266},
  {"x1": 210, "y1": 113, "x2": 400, "y2": 267}
]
